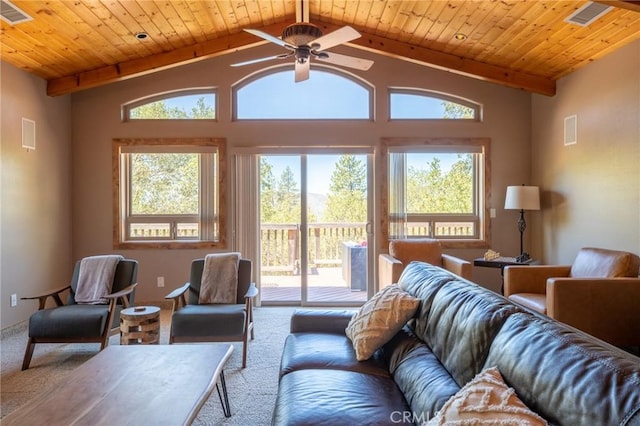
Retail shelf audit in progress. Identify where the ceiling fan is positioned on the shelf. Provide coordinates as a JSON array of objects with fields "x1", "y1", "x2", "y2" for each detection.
[{"x1": 231, "y1": 0, "x2": 373, "y2": 82}]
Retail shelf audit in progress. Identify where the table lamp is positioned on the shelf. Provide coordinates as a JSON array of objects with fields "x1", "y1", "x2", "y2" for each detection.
[{"x1": 504, "y1": 185, "x2": 540, "y2": 262}]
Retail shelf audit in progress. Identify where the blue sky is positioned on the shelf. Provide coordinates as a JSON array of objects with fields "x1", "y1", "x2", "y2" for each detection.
[{"x1": 162, "y1": 68, "x2": 458, "y2": 194}]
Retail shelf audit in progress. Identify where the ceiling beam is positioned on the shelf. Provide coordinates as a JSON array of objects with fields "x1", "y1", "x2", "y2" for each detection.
[
  {"x1": 315, "y1": 22, "x2": 555, "y2": 96},
  {"x1": 47, "y1": 21, "x2": 555, "y2": 97},
  {"x1": 594, "y1": 1, "x2": 640, "y2": 12},
  {"x1": 46, "y1": 23, "x2": 286, "y2": 96}
]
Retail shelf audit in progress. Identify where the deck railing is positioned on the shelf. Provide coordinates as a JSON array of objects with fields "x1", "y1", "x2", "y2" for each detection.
[
  {"x1": 261, "y1": 222, "x2": 471, "y2": 274},
  {"x1": 261, "y1": 223, "x2": 366, "y2": 273}
]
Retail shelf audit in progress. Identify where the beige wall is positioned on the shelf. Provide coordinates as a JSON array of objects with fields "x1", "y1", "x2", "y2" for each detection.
[
  {"x1": 70, "y1": 44, "x2": 532, "y2": 302},
  {"x1": 4, "y1": 40, "x2": 637, "y2": 330},
  {"x1": 531, "y1": 40, "x2": 640, "y2": 264},
  {"x1": 0, "y1": 62, "x2": 72, "y2": 329}
]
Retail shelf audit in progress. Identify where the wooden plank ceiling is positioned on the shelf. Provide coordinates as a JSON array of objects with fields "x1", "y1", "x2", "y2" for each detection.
[{"x1": 1, "y1": 1, "x2": 639, "y2": 97}]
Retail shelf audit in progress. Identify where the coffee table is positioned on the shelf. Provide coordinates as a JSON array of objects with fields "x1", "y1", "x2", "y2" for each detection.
[{"x1": 3, "y1": 344, "x2": 233, "y2": 425}]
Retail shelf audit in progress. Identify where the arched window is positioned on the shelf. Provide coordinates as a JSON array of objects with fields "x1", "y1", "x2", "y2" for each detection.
[
  {"x1": 233, "y1": 67, "x2": 373, "y2": 120},
  {"x1": 122, "y1": 88, "x2": 216, "y2": 121},
  {"x1": 389, "y1": 88, "x2": 481, "y2": 121}
]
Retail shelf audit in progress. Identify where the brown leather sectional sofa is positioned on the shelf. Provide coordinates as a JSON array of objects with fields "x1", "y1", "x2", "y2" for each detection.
[{"x1": 272, "y1": 261, "x2": 640, "y2": 425}]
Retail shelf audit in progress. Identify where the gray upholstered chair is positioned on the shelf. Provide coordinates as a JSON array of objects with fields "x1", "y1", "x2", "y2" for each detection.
[
  {"x1": 165, "y1": 258, "x2": 258, "y2": 368},
  {"x1": 21, "y1": 258, "x2": 138, "y2": 370}
]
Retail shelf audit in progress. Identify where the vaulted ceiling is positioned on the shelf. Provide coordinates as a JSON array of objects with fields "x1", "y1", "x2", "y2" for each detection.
[{"x1": 1, "y1": 1, "x2": 639, "y2": 97}]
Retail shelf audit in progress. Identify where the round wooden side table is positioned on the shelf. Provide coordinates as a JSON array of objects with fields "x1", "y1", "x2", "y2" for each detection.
[{"x1": 120, "y1": 306, "x2": 161, "y2": 345}]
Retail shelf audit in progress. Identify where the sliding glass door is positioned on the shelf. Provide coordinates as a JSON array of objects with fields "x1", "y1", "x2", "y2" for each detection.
[{"x1": 259, "y1": 153, "x2": 372, "y2": 305}]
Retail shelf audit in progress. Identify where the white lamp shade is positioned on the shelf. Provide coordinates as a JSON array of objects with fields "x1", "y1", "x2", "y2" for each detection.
[{"x1": 504, "y1": 186, "x2": 540, "y2": 210}]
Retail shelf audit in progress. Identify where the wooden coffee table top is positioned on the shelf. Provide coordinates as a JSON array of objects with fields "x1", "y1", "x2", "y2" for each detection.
[{"x1": 3, "y1": 344, "x2": 233, "y2": 426}]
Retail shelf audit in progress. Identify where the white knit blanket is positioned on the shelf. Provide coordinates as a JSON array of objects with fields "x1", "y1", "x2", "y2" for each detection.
[
  {"x1": 199, "y1": 253, "x2": 240, "y2": 304},
  {"x1": 75, "y1": 255, "x2": 124, "y2": 304}
]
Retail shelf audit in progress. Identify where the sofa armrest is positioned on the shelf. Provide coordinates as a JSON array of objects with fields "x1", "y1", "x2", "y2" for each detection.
[
  {"x1": 290, "y1": 309, "x2": 356, "y2": 334},
  {"x1": 378, "y1": 253, "x2": 404, "y2": 290},
  {"x1": 504, "y1": 265, "x2": 571, "y2": 296},
  {"x1": 547, "y1": 277, "x2": 640, "y2": 346},
  {"x1": 442, "y1": 254, "x2": 472, "y2": 280}
]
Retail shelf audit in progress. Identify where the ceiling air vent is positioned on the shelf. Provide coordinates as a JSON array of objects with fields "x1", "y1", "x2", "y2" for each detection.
[
  {"x1": 1, "y1": 0, "x2": 33, "y2": 25},
  {"x1": 565, "y1": 1, "x2": 613, "y2": 27}
]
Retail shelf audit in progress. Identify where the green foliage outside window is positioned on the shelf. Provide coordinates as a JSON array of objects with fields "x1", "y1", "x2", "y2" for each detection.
[
  {"x1": 130, "y1": 153, "x2": 199, "y2": 215},
  {"x1": 129, "y1": 96, "x2": 215, "y2": 119},
  {"x1": 260, "y1": 155, "x2": 368, "y2": 225},
  {"x1": 324, "y1": 155, "x2": 367, "y2": 223},
  {"x1": 406, "y1": 154, "x2": 473, "y2": 214}
]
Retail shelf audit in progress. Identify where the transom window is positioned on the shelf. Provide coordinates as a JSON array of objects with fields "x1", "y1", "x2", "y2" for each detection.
[
  {"x1": 233, "y1": 67, "x2": 372, "y2": 120},
  {"x1": 381, "y1": 138, "x2": 490, "y2": 248},
  {"x1": 113, "y1": 138, "x2": 226, "y2": 249},
  {"x1": 389, "y1": 88, "x2": 480, "y2": 120},
  {"x1": 122, "y1": 89, "x2": 216, "y2": 121}
]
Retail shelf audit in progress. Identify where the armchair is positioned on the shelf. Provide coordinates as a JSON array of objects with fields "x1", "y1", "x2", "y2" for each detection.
[
  {"x1": 504, "y1": 247, "x2": 640, "y2": 347},
  {"x1": 379, "y1": 238, "x2": 472, "y2": 289},
  {"x1": 21, "y1": 257, "x2": 138, "y2": 370},
  {"x1": 165, "y1": 257, "x2": 258, "y2": 368}
]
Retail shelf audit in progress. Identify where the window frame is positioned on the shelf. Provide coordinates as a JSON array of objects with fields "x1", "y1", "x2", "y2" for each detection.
[
  {"x1": 113, "y1": 138, "x2": 227, "y2": 249},
  {"x1": 388, "y1": 88, "x2": 481, "y2": 121},
  {"x1": 121, "y1": 88, "x2": 217, "y2": 122},
  {"x1": 232, "y1": 64, "x2": 374, "y2": 121},
  {"x1": 380, "y1": 137, "x2": 491, "y2": 249}
]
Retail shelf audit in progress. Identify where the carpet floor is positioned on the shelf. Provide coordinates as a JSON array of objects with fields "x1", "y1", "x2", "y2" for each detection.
[{"x1": 1, "y1": 306, "x2": 298, "y2": 425}]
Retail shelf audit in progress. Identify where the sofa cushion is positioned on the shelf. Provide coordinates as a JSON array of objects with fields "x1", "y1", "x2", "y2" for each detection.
[
  {"x1": 425, "y1": 280, "x2": 522, "y2": 387},
  {"x1": 271, "y1": 369, "x2": 410, "y2": 426},
  {"x1": 570, "y1": 247, "x2": 640, "y2": 278},
  {"x1": 383, "y1": 329, "x2": 461, "y2": 420},
  {"x1": 399, "y1": 262, "x2": 458, "y2": 338},
  {"x1": 279, "y1": 333, "x2": 389, "y2": 378},
  {"x1": 389, "y1": 238, "x2": 443, "y2": 266},
  {"x1": 484, "y1": 313, "x2": 640, "y2": 426},
  {"x1": 427, "y1": 366, "x2": 547, "y2": 425},
  {"x1": 346, "y1": 284, "x2": 420, "y2": 361}
]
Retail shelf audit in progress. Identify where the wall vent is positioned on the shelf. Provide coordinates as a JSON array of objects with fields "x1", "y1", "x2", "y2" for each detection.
[
  {"x1": 22, "y1": 118, "x2": 36, "y2": 151},
  {"x1": 564, "y1": 115, "x2": 577, "y2": 146},
  {"x1": 1, "y1": 0, "x2": 33, "y2": 25},
  {"x1": 565, "y1": 1, "x2": 613, "y2": 27}
]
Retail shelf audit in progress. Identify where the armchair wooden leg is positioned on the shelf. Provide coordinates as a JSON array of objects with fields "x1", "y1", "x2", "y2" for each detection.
[
  {"x1": 242, "y1": 335, "x2": 248, "y2": 368},
  {"x1": 22, "y1": 338, "x2": 35, "y2": 371}
]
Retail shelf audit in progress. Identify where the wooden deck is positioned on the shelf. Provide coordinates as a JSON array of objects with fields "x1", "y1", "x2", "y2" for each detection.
[{"x1": 260, "y1": 267, "x2": 368, "y2": 304}]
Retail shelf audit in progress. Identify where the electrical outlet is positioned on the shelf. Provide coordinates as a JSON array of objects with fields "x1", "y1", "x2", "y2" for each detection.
[
  {"x1": 157, "y1": 276, "x2": 165, "y2": 288},
  {"x1": 490, "y1": 208, "x2": 496, "y2": 218},
  {"x1": 10, "y1": 294, "x2": 17, "y2": 307}
]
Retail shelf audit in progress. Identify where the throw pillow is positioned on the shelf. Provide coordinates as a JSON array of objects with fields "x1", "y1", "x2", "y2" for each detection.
[
  {"x1": 427, "y1": 366, "x2": 548, "y2": 425},
  {"x1": 345, "y1": 284, "x2": 420, "y2": 361}
]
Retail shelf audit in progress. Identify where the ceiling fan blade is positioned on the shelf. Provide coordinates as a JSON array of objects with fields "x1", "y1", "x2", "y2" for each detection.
[
  {"x1": 244, "y1": 28, "x2": 296, "y2": 50},
  {"x1": 311, "y1": 26, "x2": 361, "y2": 51},
  {"x1": 317, "y1": 52, "x2": 373, "y2": 71},
  {"x1": 231, "y1": 52, "x2": 294, "y2": 67},
  {"x1": 295, "y1": 60, "x2": 310, "y2": 82}
]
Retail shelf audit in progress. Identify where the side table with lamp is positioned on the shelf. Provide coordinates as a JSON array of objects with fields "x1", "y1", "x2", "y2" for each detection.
[{"x1": 474, "y1": 185, "x2": 540, "y2": 294}]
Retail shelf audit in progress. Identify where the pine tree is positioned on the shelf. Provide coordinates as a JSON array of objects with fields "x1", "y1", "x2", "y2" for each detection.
[{"x1": 324, "y1": 155, "x2": 367, "y2": 222}]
